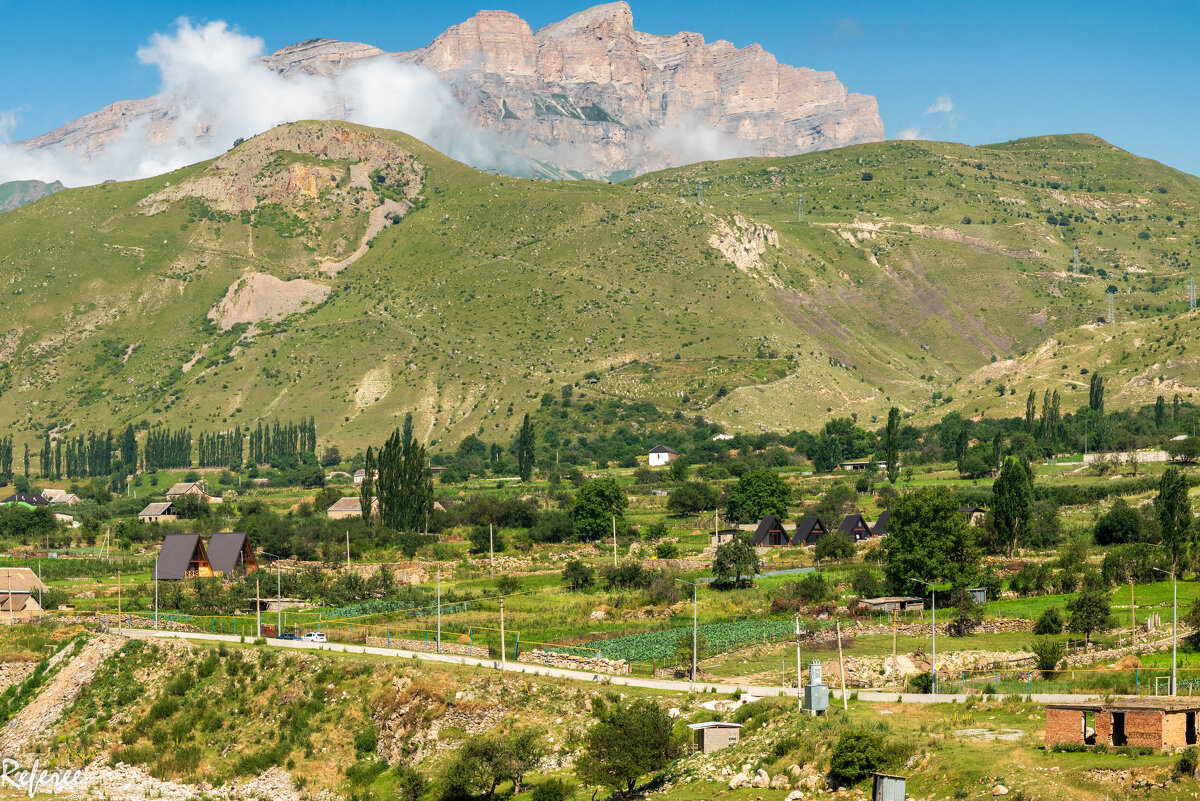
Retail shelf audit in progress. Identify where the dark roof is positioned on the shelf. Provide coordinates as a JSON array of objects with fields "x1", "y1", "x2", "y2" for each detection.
[
  {"x1": 649, "y1": 445, "x2": 680, "y2": 454},
  {"x1": 155, "y1": 534, "x2": 210, "y2": 580},
  {"x1": 794, "y1": 516, "x2": 827, "y2": 545},
  {"x1": 838, "y1": 514, "x2": 872, "y2": 538},
  {"x1": 1, "y1": 494, "x2": 50, "y2": 506},
  {"x1": 207, "y1": 532, "x2": 255, "y2": 575},
  {"x1": 959, "y1": 506, "x2": 986, "y2": 514},
  {"x1": 872, "y1": 510, "x2": 890, "y2": 537},
  {"x1": 139, "y1": 502, "x2": 175, "y2": 516},
  {"x1": 751, "y1": 515, "x2": 787, "y2": 546}
]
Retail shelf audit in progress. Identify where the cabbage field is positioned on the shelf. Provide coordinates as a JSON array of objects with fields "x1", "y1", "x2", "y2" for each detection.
[{"x1": 589, "y1": 620, "x2": 811, "y2": 662}]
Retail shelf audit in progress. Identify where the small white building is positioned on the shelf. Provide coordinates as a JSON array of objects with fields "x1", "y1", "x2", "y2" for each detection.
[
  {"x1": 648, "y1": 445, "x2": 681, "y2": 467},
  {"x1": 687, "y1": 721, "x2": 743, "y2": 753}
]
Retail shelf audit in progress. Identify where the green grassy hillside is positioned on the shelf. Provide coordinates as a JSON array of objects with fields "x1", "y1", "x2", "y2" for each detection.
[{"x1": 0, "y1": 123, "x2": 1196, "y2": 460}]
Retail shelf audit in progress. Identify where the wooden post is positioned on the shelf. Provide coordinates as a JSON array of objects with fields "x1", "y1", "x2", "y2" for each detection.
[
  {"x1": 612, "y1": 516, "x2": 617, "y2": 567},
  {"x1": 836, "y1": 620, "x2": 848, "y2": 710},
  {"x1": 256, "y1": 577, "x2": 262, "y2": 639},
  {"x1": 499, "y1": 596, "x2": 506, "y2": 670},
  {"x1": 489, "y1": 524, "x2": 494, "y2": 575},
  {"x1": 117, "y1": 571, "x2": 122, "y2": 633}
]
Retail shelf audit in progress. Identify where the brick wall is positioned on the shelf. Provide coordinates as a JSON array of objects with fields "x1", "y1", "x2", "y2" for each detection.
[
  {"x1": 1163, "y1": 711, "x2": 1190, "y2": 749},
  {"x1": 1045, "y1": 708, "x2": 1084, "y2": 747},
  {"x1": 1095, "y1": 711, "x2": 1112, "y2": 745},
  {"x1": 1126, "y1": 710, "x2": 1164, "y2": 749}
]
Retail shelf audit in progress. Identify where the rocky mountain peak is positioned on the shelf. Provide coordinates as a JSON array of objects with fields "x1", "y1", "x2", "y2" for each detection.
[{"x1": 14, "y1": 4, "x2": 884, "y2": 183}]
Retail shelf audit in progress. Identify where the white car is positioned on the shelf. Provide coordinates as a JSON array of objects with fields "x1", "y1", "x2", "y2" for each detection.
[{"x1": 301, "y1": 632, "x2": 327, "y2": 644}]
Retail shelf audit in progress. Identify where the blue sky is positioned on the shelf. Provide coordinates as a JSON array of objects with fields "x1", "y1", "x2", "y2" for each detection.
[{"x1": 2, "y1": 0, "x2": 1198, "y2": 176}]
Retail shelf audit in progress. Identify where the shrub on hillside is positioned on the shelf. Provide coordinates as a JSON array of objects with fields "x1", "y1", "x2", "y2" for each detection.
[
  {"x1": 1030, "y1": 638, "x2": 1064, "y2": 677},
  {"x1": 1033, "y1": 607, "x2": 1064, "y2": 635},
  {"x1": 830, "y1": 728, "x2": 884, "y2": 784}
]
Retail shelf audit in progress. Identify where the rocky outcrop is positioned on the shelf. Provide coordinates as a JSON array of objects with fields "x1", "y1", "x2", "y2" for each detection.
[{"x1": 19, "y1": 3, "x2": 883, "y2": 181}]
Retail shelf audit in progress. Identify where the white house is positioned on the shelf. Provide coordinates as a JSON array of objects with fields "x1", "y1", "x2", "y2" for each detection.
[{"x1": 648, "y1": 445, "x2": 681, "y2": 467}]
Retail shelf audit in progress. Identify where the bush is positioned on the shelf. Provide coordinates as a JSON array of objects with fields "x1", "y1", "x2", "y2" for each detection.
[
  {"x1": 815, "y1": 532, "x2": 855, "y2": 562},
  {"x1": 531, "y1": 778, "x2": 573, "y2": 801},
  {"x1": 392, "y1": 765, "x2": 426, "y2": 801},
  {"x1": 1176, "y1": 746, "x2": 1199, "y2": 778},
  {"x1": 1030, "y1": 638, "x2": 1064, "y2": 676},
  {"x1": 562, "y1": 559, "x2": 594, "y2": 590},
  {"x1": 830, "y1": 728, "x2": 884, "y2": 784},
  {"x1": 850, "y1": 568, "x2": 879, "y2": 599},
  {"x1": 354, "y1": 726, "x2": 377, "y2": 757},
  {"x1": 908, "y1": 672, "x2": 933, "y2": 694},
  {"x1": 468, "y1": 525, "x2": 505, "y2": 554},
  {"x1": 496, "y1": 575, "x2": 521, "y2": 595},
  {"x1": 1033, "y1": 607, "x2": 1064, "y2": 635},
  {"x1": 655, "y1": 542, "x2": 680, "y2": 559}
]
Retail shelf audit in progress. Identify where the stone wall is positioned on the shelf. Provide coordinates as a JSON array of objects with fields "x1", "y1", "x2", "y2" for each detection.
[
  {"x1": 364, "y1": 636, "x2": 488, "y2": 658},
  {"x1": 0, "y1": 660, "x2": 37, "y2": 693},
  {"x1": 517, "y1": 649, "x2": 630, "y2": 675}
]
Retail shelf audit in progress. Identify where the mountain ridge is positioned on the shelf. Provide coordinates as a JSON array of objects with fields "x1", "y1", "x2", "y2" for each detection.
[
  {"x1": 0, "y1": 122, "x2": 1196, "y2": 454},
  {"x1": 16, "y1": 2, "x2": 883, "y2": 183}
]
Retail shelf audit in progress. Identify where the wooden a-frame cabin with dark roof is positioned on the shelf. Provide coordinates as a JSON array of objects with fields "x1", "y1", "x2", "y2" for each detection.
[{"x1": 155, "y1": 534, "x2": 214, "y2": 580}]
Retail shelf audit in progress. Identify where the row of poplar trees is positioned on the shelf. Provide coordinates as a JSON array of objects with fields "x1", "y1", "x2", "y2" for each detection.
[{"x1": 360, "y1": 413, "x2": 434, "y2": 532}]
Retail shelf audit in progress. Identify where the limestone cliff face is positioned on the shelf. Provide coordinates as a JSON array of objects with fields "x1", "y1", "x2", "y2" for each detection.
[{"x1": 19, "y1": 3, "x2": 883, "y2": 180}]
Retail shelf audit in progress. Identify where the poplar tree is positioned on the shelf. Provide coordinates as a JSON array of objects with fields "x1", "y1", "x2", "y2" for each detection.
[
  {"x1": 360, "y1": 446, "x2": 375, "y2": 527},
  {"x1": 516, "y1": 413, "x2": 535, "y2": 482},
  {"x1": 1156, "y1": 467, "x2": 1194, "y2": 575},
  {"x1": 884, "y1": 406, "x2": 901, "y2": 485}
]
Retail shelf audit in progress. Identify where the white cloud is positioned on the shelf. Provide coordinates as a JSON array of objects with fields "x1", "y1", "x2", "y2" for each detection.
[
  {"x1": 0, "y1": 18, "x2": 517, "y2": 186},
  {"x1": 0, "y1": 109, "x2": 18, "y2": 143},
  {"x1": 895, "y1": 127, "x2": 922, "y2": 141},
  {"x1": 648, "y1": 115, "x2": 759, "y2": 167},
  {"x1": 834, "y1": 18, "x2": 862, "y2": 39},
  {"x1": 925, "y1": 95, "x2": 954, "y2": 115}
]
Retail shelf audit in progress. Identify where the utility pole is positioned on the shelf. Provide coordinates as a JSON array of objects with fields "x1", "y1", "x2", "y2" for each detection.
[
  {"x1": 154, "y1": 565, "x2": 158, "y2": 630},
  {"x1": 117, "y1": 571, "x2": 121, "y2": 634},
  {"x1": 499, "y1": 596, "x2": 506, "y2": 670},
  {"x1": 345, "y1": 531, "x2": 350, "y2": 570},
  {"x1": 437, "y1": 569, "x2": 442, "y2": 654},
  {"x1": 256, "y1": 577, "x2": 262, "y2": 639},
  {"x1": 836, "y1": 620, "x2": 848, "y2": 710},
  {"x1": 612, "y1": 515, "x2": 617, "y2": 567},
  {"x1": 794, "y1": 614, "x2": 802, "y2": 712},
  {"x1": 489, "y1": 523, "x2": 494, "y2": 575},
  {"x1": 277, "y1": 560, "x2": 282, "y2": 636}
]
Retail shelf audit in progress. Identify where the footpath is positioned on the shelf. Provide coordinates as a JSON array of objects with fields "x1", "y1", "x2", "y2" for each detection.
[{"x1": 122, "y1": 628, "x2": 1100, "y2": 705}]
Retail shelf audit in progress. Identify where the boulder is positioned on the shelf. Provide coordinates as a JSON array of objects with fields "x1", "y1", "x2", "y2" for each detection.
[
  {"x1": 770, "y1": 774, "x2": 790, "y2": 789},
  {"x1": 729, "y1": 773, "x2": 751, "y2": 790},
  {"x1": 992, "y1": 786, "x2": 1009, "y2": 796}
]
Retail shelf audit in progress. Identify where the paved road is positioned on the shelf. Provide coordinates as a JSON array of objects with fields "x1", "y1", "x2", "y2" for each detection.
[{"x1": 122, "y1": 628, "x2": 1100, "y2": 704}]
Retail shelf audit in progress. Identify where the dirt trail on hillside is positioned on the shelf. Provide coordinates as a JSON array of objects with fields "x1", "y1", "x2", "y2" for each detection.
[
  {"x1": 0, "y1": 635, "x2": 122, "y2": 754},
  {"x1": 320, "y1": 199, "x2": 407, "y2": 276}
]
